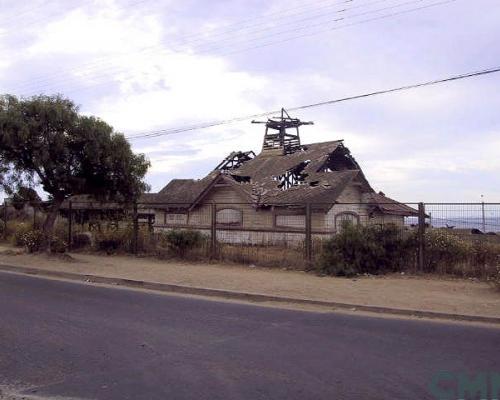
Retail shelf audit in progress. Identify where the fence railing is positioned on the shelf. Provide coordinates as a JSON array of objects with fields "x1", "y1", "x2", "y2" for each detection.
[{"x1": 2, "y1": 200, "x2": 500, "y2": 271}]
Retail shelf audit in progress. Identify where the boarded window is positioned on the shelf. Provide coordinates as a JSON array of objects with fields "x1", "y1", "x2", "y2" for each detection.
[
  {"x1": 275, "y1": 214, "x2": 306, "y2": 228},
  {"x1": 165, "y1": 213, "x2": 188, "y2": 225},
  {"x1": 216, "y1": 208, "x2": 242, "y2": 225},
  {"x1": 335, "y1": 212, "x2": 359, "y2": 232}
]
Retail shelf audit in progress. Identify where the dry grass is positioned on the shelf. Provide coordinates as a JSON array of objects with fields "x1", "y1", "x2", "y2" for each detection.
[{"x1": 217, "y1": 243, "x2": 306, "y2": 270}]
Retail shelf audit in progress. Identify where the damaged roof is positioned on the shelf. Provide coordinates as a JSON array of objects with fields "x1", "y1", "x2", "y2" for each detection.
[
  {"x1": 147, "y1": 140, "x2": 376, "y2": 210},
  {"x1": 143, "y1": 171, "x2": 221, "y2": 208},
  {"x1": 230, "y1": 140, "x2": 344, "y2": 181},
  {"x1": 140, "y1": 137, "x2": 418, "y2": 216},
  {"x1": 362, "y1": 192, "x2": 419, "y2": 217}
]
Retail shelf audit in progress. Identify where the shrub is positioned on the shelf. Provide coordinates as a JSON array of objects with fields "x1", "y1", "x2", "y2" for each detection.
[
  {"x1": 316, "y1": 223, "x2": 416, "y2": 277},
  {"x1": 469, "y1": 240, "x2": 500, "y2": 268},
  {"x1": 49, "y1": 236, "x2": 67, "y2": 253},
  {"x1": 0, "y1": 218, "x2": 6, "y2": 238},
  {"x1": 424, "y1": 230, "x2": 470, "y2": 274},
  {"x1": 96, "y1": 238, "x2": 122, "y2": 253},
  {"x1": 53, "y1": 219, "x2": 69, "y2": 239},
  {"x1": 11, "y1": 222, "x2": 34, "y2": 247},
  {"x1": 490, "y1": 265, "x2": 500, "y2": 291},
  {"x1": 95, "y1": 230, "x2": 125, "y2": 254},
  {"x1": 120, "y1": 224, "x2": 149, "y2": 253},
  {"x1": 72, "y1": 232, "x2": 93, "y2": 249},
  {"x1": 159, "y1": 229, "x2": 204, "y2": 258},
  {"x1": 92, "y1": 224, "x2": 153, "y2": 254},
  {"x1": 21, "y1": 230, "x2": 46, "y2": 253}
]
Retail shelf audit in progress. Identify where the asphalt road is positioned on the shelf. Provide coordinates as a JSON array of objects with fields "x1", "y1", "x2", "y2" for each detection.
[{"x1": 0, "y1": 271, "x2": 499, "y2": 400}]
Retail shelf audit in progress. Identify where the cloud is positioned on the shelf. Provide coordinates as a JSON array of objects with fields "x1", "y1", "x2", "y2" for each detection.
[
  {"x1": 27, "y1": 1, "x2": 163, "y2": 57},
  {"x1": 0, "y1": 28, "x2": 12, "y2": 77},
  {"x1": 358, "y1": 131, "x2": 500, "y2": 201},
  {"x1": 96, "y1": 52, "x2": 269, "y2": 132}
]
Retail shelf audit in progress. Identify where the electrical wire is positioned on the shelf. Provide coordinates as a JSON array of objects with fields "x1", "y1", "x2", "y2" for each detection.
[
  {"x1": 11, "y1": 0, "x2": 379, "y2": 92},
  {"x1": 14, "y1": 0, "x2": 452, "y2": 94},
  {"x1": 124, "y1": 66, "x2": 500, "y2": 140}
]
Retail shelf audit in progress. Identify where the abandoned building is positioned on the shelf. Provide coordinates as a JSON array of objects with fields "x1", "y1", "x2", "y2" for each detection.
[{"x1": 143, "y1": 109, "x2": 418, "y2": 244}]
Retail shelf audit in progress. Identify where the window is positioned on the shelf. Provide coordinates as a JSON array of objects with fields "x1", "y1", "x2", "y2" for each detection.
[
  {"x1": 216, "y1": 208, "x2": 242, "y2": 226},
  {"x1": 275, "y1": 214, "x2": 306, "y2": 228},
  {"x1": 335, "y1": 212, "x2": 359, "y2": 232},
  {"x1": 165, "y1": 213, "x2": 187, "y2": 225}
]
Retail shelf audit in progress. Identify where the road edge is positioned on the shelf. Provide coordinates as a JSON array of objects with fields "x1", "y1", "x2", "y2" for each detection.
[{"x1": 1, "y1": 262, "x2": 499, "y2": 325}]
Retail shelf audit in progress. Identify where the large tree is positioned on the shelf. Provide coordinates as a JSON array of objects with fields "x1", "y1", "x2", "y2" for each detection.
[{"x1": 0, "y1": 94, "x2": 150, "y2": 234}]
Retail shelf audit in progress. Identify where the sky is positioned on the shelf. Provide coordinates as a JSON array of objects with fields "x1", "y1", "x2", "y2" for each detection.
[{"x1": 0, "y1": 0, "x2": 499, "y2": 202}]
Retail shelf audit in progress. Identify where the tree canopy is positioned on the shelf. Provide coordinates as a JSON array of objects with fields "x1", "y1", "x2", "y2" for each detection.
[{"x1": 0, "y1": 94, "x2": 150, "y2": 232}]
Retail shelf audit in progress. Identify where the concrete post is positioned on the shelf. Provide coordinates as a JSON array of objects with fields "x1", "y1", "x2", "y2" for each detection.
[
  {"x1": 210, "y1": 203, "x2": 217, "y2": 258},
  {"x1": 133, "y1": 202, "x2": 138, "y2": 255},
  {"x1": 305, "y1": 203, "x2": 312, "y2": 268},
  {"x1": 3, "y1": 201, "x2": 7, "y2": 240},
  {"x1": 418, "y1": 202, "x2": 426, "y2": 272},
  {"x1": 68, "y1": 201, "x2": 73, "y2": 250}
]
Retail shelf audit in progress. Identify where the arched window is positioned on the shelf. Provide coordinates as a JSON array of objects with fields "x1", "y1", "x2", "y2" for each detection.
[
  {"x1": 216, "y1": 208, "x2": 242, "y2": 226},
  {"x1": 335, "y1": 212, "x2": 359, "y2": 232}
]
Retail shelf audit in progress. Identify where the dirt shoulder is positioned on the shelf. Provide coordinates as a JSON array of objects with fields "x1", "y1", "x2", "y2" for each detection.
[{"x1": 0, "y1": 245, "x2": 499, "y2": 319}]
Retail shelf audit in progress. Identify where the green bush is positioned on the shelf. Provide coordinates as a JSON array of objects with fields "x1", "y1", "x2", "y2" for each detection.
[
  {"x1": 159, "y1": 229, "x2": 204, "y2": 258},
  {"x1": 316, "y1": 223, "x2": 416, "y2": 277}
]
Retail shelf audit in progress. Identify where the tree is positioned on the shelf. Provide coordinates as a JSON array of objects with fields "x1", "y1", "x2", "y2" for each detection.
[
  {"x1": 0, "y1": 94, "x2": 150, "y2": 234},
  {"x1": 10, "y1": 186, "x2": 42, "y2": 211}
]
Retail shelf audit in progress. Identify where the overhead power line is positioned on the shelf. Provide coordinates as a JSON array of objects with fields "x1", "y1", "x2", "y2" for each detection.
[
  {"x1": 217, "y1": 0, "x2": 457, "y2": 57},
  {"x1": 13, "y1": 0, "x2": 387, "y2": 93},
  {"x1": 12, "y1": 0, "x2": 354, "y2": 91},
  {"x1": 15, "y1": 0, "x2": 454, "y2": 94},
  {"x1": 125, "y1": 66, "x2": 500, "y2": 140}
]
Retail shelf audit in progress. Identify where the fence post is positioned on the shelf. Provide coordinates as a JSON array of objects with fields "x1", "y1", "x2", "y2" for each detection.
[
  {"x1": 210, "y1": 203, "x2": 217, "y2": 259},
  {"x1": 67, "y1": 201, "x2": 72, "y2": 250},
  {"x1": 2, "y1": 200, "x2": 7, "y2": 240},
  {"x1": 133, "y1": 201, "x2": 138, "y2": 255},
  {"x1": 418, "y1": 202, "x2": 426, "y2": 272},
  {"x1": 305, "y1": 202, "x2": 312, "y2": 268}
]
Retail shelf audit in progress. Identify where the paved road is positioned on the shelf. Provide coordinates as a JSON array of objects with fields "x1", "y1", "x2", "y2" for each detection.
[{"x1": 0, "y1": 271, "x2": 499, "y2": 400}]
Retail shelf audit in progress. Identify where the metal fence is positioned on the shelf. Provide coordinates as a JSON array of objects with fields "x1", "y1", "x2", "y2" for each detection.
[{"x1": 2, "y1": 200, "x2": 500, "y2": 271}]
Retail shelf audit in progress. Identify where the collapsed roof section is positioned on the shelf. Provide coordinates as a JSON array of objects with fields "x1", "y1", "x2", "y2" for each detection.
[{"x1": 217, "y1": 140, "x2": 371, "y2": 209}]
